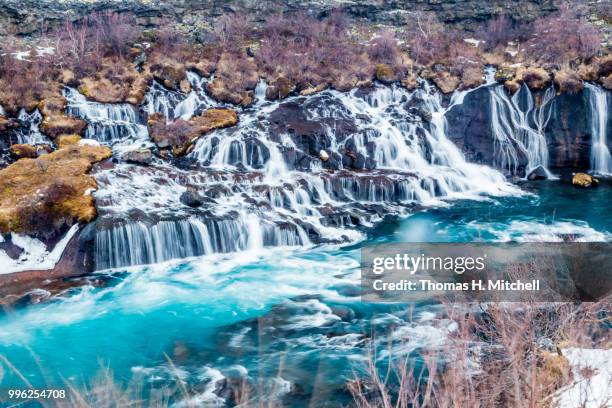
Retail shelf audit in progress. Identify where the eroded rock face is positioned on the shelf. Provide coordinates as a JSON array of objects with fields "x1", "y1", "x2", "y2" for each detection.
[
  {"x1": 0, "y1": 144, "x2": 111, "y2": 237},
  {"x1": 446, "y1": 83, "x2": 610, "y2": 175},
  {"x1": 0, "y1": 0, "x2": 559, "y2": 37},
  {"x1": 545, "y1": 91, "x2": 591, "y2": 171}
]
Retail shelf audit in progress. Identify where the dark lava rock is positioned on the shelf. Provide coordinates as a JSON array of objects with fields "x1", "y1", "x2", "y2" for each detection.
[
  {"x1": 527, "y1": 165, "x2": 548, "y2": 180},
  {"x1": 122, "y1": 148, "x2": 152, "y2": 165},
  {"x1": 180, "y1": 188, "x2": 204, "y2": 208}
]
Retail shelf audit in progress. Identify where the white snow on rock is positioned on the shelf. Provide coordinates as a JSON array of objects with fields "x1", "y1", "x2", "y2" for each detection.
[
  {"x1": 554, "y1": 348, "x2": 612, "y2": 408},
  {"x1": 463, "y1": 38, "x2": 482, "y2": 47},
  {"x1": 79, "y1": 139, "x2": 101, "y2": 147},
  {"x1": 0, "y1": 225, "x2": 79, "y2": 274}
]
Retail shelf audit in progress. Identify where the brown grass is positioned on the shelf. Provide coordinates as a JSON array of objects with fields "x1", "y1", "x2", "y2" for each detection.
[{"x1": 348, "y1": 298, "x2": 610, "y2": 408}]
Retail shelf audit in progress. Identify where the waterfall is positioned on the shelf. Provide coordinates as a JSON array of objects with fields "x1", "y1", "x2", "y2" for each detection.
[
  {"x1": 64, "y1": 87, "x2": 148, "y2": 143},
  {"x1": 586, "y1": 83, "x2": 611, "y2": 176},
  {"x1": 489, "y1": 84, "x2": 555, "y2": 178},
  {"x1": 15, "y1": 109, "x2": 50, "y2": 144},
  {"x1": 144, "y1": 71, "x2": 218, "y2": 121},
  {"x1": 329, "y1": 82, "x2": 515, "y2": 200},
  {"x1": 94, "y1": 215, "x2": 309, "y2": 270},
  {"x1": 88, "y1": 80, "x2": 520, "y2": 271}
]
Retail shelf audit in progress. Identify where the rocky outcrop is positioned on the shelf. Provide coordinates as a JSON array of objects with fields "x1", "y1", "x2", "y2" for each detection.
[
  {"x1": 122, "y1": 147, "x2": 153, "y2": 165},
  {"x1": 0, "y1": 0, "x2": 559, "y2": 37},
  {"x1": 0, "y1": 143, "x2": 112, "y2": 237},
  {"x1": 148, "y1": 108, "x2": 238, "y2": 156},
  {"x1": 446, "y1": 83, "x2": 611, "y2": 175}
]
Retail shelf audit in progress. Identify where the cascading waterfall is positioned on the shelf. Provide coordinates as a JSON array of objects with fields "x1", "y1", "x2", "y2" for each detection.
[
  {"x1": 15, "y1": 109, "x2": 49, "y2": 144},
  {"x1": 144, "y1": 71, "x2": 218, "y2": 121},
  {"x1": 489, "y1": 83, "x2": 555, "y2": 178},
  {"x1": 89, "y1": 79, "x2": 519, "y2": 270},
  {"x1": 586, "y1": 83, "x2": 611, "y2": 176},
  {"x1": 64, "y1": 87, "x2": 148, "y2": 143}
]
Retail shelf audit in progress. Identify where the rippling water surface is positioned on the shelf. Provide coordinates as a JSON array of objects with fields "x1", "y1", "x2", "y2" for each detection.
[{"x1": 0, "y1": 181, "x2": 609, "y2": 406}]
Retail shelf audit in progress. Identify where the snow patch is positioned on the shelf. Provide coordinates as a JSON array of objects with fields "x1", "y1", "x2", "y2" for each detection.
[
  {"x1": 0, "y1": 225, "x2": 79, "y2": 274},
  {"x1": 555, "y1": 348, "x2": 612, "y2": 408}
]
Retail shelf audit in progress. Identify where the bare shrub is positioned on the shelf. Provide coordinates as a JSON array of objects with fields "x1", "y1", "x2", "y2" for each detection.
[
  {"x1": 0, "y1": 39, "x2": 58, "y2": 113},
  {"x1": 213, "y1": 13, "x2": 253, "y2": 55},
  {"x1": 367, "y1": 30, "x2": 400, "y2": 66},
  {"x1": 349, "y1": 298, "x2": 610, "y2": 408},
  {"x1": 526, "y1": 5, "x2": 601, "y2": 65},
  {"x1": 475, "y1": 14, "x2": 528, "y2": 51},
  {"x1": 55, "y1": 11, "x2": 138, "y2": 76},
  {"x1": 257, "y1": 11, "x2": 370, "y2": 93}
]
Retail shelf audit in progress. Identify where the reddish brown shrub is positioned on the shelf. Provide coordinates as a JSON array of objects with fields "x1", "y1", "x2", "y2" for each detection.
[
  {"x1": 257, "y1": 11, "x2": 368, "y2": 92},
  {"x1": 526, "y1": 5, "x2": 601, "y2": 65},
  {"x1": 475, "y1": 14, "x2": 530, "y2": 51},
  {"x1": 55, "y1": 11, "x2": 137, "y2": 76}
]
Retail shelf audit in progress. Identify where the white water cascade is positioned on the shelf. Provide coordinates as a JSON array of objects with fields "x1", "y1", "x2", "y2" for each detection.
[
  {"x1": 15, "y1": 109, "x2": 49, "y2": 144},
  {"x1": 586, "y1": 83, "x2": 611, "y2": 176},
  {"x1": 64, "y1": 87, "x2": 148, "y2": 143},
  {"x1": 144, "y1": 71, "x2": 218, "y2": 121},
  {"x1": 88, "y1": 80, "x2": 519, "y2": 270},
  {"x1": 489, "y1": 83, "x2": 555, "y2": 178}
]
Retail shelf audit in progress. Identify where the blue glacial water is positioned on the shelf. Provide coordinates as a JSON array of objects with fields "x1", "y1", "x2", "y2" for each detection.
[{"x1": 0, "y1": 181, "x2": 610, "y2": 407}]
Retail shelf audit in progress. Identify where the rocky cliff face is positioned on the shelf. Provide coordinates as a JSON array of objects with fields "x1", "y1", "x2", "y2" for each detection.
[
  {"x1": 0, "y1": 0, "x2": 559, "y2": 36},
  {"x1": 446, "y1": 84, "x2": 612, "y2": 176}
]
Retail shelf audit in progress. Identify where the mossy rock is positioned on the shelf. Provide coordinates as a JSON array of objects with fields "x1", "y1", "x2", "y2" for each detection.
[
  {"x1": 9, "y1": 144, "x2": 38, "y2": 159},
  {"x1": 554, "y1": 70, "x2": 583, "y2": 94},
  {"x1": 375, "y1": 64, "x2": 395, "y2": 84},
  {"x1": 265, "y1": 76, "x2": 295, "y2": 100},
  {"x1": 572, "y1": 173, "x2": 599, "y2": 188},
  {"x1": 41, "y1": 114, "x2": 87, "y2": 139},
  {"x1": 517, "y1": 67, "x2": 551, "y2": 91},
  {"x1": 0, "y1": 144, "x2": 112, "y2": 236},
  {"x1": 56, "y1": 134, "x2": 82, "y2": 149},
  {"x1": 149, "y1": 109, "x2": 238, "y2": 156}
]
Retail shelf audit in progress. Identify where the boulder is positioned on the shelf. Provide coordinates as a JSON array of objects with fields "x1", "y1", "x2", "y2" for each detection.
[
  {"x1": 266, "y1": 76, "x2": 295, "y2": 100},
  {"x1": 9, "y1": 144, "x2": 38, "y2": 159},
  {"x1": 527, "y1": 165, "x2": 548, "y2": 180},
  {"x1": 122, "y1": 148, "x2": 153, "y2": 165},
  {"x1": 180, "y1": 188, "x2": 204, "y2": 208},
  {"x1": 319, "y1": 149, "x2": 330, "y2": 162},
  {"x1": 0, "y1": 144, "x2": 112, "y2": 236},
  {"x1": 572, "y1": 173, "x2": 598, "y2": 188},
  {"x1": 151, "y1": 60, "x2": 187, "y2": 91},
  {"x1": 40, "y1": 114, "x2": 87, "y2": 139}
]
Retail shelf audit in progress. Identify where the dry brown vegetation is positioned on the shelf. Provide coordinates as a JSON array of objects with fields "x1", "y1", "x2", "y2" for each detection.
[
  {"x1": 349, "y1": 299, "x2": 610, "y2": 408},
  {"x1": 0, "y1": 3, "x2": 608, "y2": 119}
]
